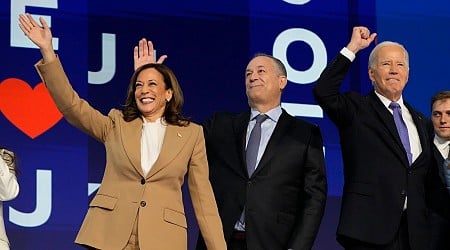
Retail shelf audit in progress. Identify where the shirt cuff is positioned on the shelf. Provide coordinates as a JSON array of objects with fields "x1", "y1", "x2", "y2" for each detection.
[{"x1": 340, "y1": 47, "x2": 356, "y2": 62}]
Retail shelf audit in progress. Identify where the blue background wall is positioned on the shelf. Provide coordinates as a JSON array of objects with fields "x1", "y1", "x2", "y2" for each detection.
[{"x1": 0, "y1": 0, "x2": 448, "y2": 249}]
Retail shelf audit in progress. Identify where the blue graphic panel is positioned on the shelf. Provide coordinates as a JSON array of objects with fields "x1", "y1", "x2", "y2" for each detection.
[{"x1": 1, "y1": 0, "x2": 448, "y2": 249}]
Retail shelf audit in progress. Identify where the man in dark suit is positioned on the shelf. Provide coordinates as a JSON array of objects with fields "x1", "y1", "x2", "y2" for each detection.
[
  {"x1": 196, "y1": 54, "x2": 327, "y2": 250},
  {"x1": 313, "y1": 26, "x2": 433, "y2": 250},
  {"x1": 428, "y1": 91, "x2": 450, "y2": 249}
]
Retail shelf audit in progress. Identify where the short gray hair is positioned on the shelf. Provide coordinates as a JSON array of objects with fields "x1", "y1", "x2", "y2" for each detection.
[
  {"x1": 252, "y1": 53, "x2": 287, "y2": 77},
  {"x1": 368, "y1": 41, "x2": 409, "y2": 69}
]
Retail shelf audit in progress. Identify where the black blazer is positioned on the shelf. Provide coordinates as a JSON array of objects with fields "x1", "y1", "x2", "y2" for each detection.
[
  {"x1": 313, "y1": 54, "x2": 433, "y2": 249},
  {"x1": 196, "y1": 109, "x2": 327, "y2": 250},
  {"x1": 428, "y1": 144, "x2": 450, "y2": 220},
  {"x1": 427, "y1": 144, "x2": 450, "y2": 249}
]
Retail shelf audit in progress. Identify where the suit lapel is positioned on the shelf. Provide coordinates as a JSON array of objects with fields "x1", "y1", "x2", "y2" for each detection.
[
  {"x1": 433, "y1": 145, "x2": 447, "y2": 182},
  {"x1": 234, "y1": 112, "x2": 251, "y2": 178},
  {"x1": 368, "y1": 92, "x2": 410, "y2": 167},
  {"x1": 146, "y1": 125, "x2": 190, "y2": 179},
  {"x1": 121, "y1": 117, "x2": 145, "y2": 177},
  {"x1": 404, "y1": 101, "x2": 430, "y2": 168}
]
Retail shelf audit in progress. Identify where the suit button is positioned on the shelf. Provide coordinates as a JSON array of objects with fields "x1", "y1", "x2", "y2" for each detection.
[
  {"x1": 140, "y1": 201, "x2": 147, "y2": 207},
  {"x1": 141, "y1": 178, "x2": 146, "y2": 185},
  {"x1": 247, "y1": 181, "x2": 252, "y2": 186}
]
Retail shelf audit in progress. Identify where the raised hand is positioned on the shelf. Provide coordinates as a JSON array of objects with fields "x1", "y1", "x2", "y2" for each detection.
[
  {"x1": 18, "y1": 13, "x2": 56, "y2": 63},
  {"x1": 133, "y1": 38, "x2": 167, "y2": 71},
  {"x1": 346, "y1": 26, "x2": 377, "y2": 54}
]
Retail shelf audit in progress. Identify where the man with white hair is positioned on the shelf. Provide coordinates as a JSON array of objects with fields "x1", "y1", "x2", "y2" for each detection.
[{"x1": 313, "y1": 26, "x2": 433, "y2": 250}]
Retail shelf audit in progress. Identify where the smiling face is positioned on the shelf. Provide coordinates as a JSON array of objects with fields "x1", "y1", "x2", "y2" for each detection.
[
  {"x1": 134, "y1": 68, "x2": 173, "y2": 122},
  {"x1": 368, "y1": 44, "x2": 409, "y2": 101},
  {"x1": 245, "y1": 56, "x2": 287, "y2": 112},
  {"x1": 432, "y1": 98, "x2": 450, "y2": 141}
]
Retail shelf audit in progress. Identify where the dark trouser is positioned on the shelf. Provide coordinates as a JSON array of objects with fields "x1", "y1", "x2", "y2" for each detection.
[
  {"x1": 228, "y1": 231, "x2": 247, "y2": 250},
  {"x1": 429, "y1": 211, "x2": 450, "y2": 250},
  {"x1": 338, "y1": 211, "x2": 411, "y2": 250}
]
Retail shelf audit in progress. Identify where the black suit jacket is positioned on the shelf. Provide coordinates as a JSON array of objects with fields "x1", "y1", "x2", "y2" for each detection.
[
  {"x1": 313, "y1": 54, "x2": 433, "y2": 249},
  {"x1": 428, "y1": 144, "x2": 450, "y2": 249},
  {"x1": 196, "y1": 109, "x2": 327, "y2": 250}
]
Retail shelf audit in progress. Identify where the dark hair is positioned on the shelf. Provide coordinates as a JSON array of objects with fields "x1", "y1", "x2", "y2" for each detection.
[
  {"x1": 122, "y1": 63, "x2": 190, "y2": 126},
  {"x1": 431, "y1": 90, "x2": 450, "y2": 111},
  {"x1": 252, "y1": 53, "x2": 287, "y2": 77}
]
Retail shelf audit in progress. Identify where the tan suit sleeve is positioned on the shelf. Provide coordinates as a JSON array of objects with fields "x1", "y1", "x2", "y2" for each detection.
[
  {"x1": 34, "y1": 57, "x2": 113, "y2": 142},
  {"x1": 188, "y1": 125, "x2": 226, "y2": 250}
]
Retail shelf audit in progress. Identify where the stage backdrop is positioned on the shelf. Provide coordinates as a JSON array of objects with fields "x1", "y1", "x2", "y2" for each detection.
[{"x1": 1, "y1": 0, "x2": 449, "y2": 249}]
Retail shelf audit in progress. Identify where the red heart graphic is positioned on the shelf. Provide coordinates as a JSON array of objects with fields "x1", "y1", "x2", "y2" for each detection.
[{"x1": 0, "y1": 78, "x2": 62, "y2": 139}]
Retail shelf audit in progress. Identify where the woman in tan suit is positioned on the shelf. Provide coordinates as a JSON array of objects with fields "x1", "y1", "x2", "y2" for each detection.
[{"x1": 19, "y1": 13, "x2": 226, "y2": 250}]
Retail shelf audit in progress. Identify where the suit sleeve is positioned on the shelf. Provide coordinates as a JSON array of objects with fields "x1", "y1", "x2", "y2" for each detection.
[
  {"x1": 34, "y1": 57, "x2": 114, "y2": 143},
  {"x1": 288, "y1": 125, "x2": 327, "y2": 250},
  {"x1": 187, "y1": 125, "x2": 226, "y2": 250},
  {"x1": 312, "y1": 53, "x2": 356, "y2": 128},
  {"x1": 201, "y1": 113, "x2": 215, "y2": 139}
]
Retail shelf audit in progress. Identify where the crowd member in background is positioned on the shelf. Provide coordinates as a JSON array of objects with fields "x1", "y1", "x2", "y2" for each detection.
[
  {"x1": 19, "y1": 13, "x2": 226, "y2": 250},
  {"x1": 313, "y1": 26, "x2": 433, "y2": 250},
  {"x1": 0, "y1": 148, "x2": 19, "y2": 250},
  {"x1": 428, "y1": 91, "x2": 450, "y2": 249}
]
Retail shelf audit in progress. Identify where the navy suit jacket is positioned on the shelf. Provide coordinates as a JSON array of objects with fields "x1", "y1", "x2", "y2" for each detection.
[
  {"x1": 313, "y1": 53, "x2": 433, "y2": 249},
  {"x1": 196, "y1": 109, "x2": 327, "y2": 250},
  {"x1": 428, "y1": 144, "x2": 450, "y2": 249}
]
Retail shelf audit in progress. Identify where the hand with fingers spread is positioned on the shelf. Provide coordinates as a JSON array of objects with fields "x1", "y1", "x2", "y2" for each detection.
[
  {"x1": 18, "y1": 13, "x2": 56, "y2": 63},
  {"x1": 346, "y1": 26, "x2": 377, "y2": 54},
  {"x1": 133, "y1": 38, "x2": 167, "y2": 71}
]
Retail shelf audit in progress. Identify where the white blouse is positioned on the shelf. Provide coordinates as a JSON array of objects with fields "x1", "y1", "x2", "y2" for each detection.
[
  {"x1": 141, "y1": 118, "x2": 167, "y2": 176},
  {"x1": 0, "y1": 155, "x2": 19, "y2": 249}
]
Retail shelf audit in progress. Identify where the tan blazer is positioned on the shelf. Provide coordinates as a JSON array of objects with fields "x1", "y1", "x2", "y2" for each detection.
[{"x1": 35, "y1": 58, "x2": 226, "y2": 250}]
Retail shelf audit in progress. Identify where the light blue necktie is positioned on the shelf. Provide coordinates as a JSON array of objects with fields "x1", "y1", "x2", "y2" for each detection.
[
  {"x1": 236, "y1": 114, "x2": 268, "y2": 231},
  {"x1": 389, "y1": 102, "x2": 412, "y2": 165},
  {"x1": 246, "y1": 114, "x2": 268, "y2": 176}
]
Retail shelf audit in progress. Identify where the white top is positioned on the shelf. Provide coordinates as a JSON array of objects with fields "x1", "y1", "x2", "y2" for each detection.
[
  {"x1": 0, "y1": 156, "x2": 20, "y2": 248},
  {"x1": 141, "y1": 118, "x2": 167, "y2": 176}
]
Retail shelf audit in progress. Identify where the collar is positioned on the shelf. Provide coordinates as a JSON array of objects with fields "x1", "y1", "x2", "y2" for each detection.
[
  {"x1": 375, "y1": 92, "x2": 405, "y2": 110},
  {"x1": 434, "y1": 135, "x2": 450, "y2": 149},
  {"x1": 250, "y1": 106, "x2": 282, "y2": 123},
  {"x1": 142, "y1": 117, "x2": 167, "y2": 126}
]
